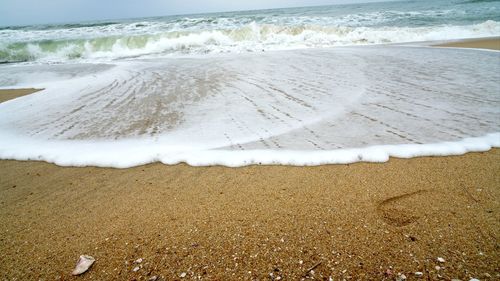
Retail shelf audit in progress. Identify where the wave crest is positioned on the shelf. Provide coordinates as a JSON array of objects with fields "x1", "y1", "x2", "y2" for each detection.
[{"x1": 1, "y1": 20, "x2": 499, "y2": 63}]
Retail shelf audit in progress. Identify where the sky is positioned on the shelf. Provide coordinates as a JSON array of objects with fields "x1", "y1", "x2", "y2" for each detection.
[{"x1": 0, "y1": 0, "x2": 389, "y2": 26}]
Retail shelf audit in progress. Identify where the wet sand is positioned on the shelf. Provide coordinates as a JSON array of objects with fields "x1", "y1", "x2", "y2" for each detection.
[
  {"x1": 436, "y1": 37, "x2": 500, "y2": 50},
  {"x1": 0, "y1": 88, "x2": 42, "y2": 103},
  {"x1": 0, "y1": 39, "x2": 499, "y2": 280}
]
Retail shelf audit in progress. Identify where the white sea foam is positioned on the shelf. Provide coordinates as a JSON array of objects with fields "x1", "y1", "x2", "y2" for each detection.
[
  {"x1": 0, "y1": 132, "x2": 498, "y2": 168},
  {"x1": 0, "y1": 46, "x2": 498, "y2": 167},
  {"x1": 1, "y1": 20, "x2": 499, "y2": 63}
]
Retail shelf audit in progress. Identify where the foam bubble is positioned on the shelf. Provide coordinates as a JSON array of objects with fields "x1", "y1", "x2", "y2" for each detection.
[{"x1": 0, "y1": 131, "x2": 498, "y2": 168}]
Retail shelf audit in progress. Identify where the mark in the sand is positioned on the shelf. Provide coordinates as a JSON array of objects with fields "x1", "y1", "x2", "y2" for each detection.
[{"x1": 376, "y1": 189, "x2": 431, "y2": 227}]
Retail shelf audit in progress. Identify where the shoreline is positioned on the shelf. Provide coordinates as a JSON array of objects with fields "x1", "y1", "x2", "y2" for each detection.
[{"x1": 0, "y1": 37, "x2": 499, "y2": 279}]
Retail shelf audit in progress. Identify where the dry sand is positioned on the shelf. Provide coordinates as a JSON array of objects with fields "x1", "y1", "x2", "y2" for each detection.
[{"x1": 0, "y1": 39, "x2": 499, "y2": 280}]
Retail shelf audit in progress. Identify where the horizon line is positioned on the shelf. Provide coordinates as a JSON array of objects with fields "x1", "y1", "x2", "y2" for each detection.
[{"x1": 0, "y1": 0, "x2": 399, "y2": 28}]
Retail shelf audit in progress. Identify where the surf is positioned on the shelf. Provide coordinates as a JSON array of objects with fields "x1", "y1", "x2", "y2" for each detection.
[
  {"x1": 1, "y1": 20, "x2": 499, "y2": 63},
  {"x1": 0, "y1": 46, "x2": 498, "y2": 167}
]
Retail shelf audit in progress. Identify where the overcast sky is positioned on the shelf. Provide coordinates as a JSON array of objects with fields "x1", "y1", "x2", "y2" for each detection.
[{"x1": 0, "y1": 0, "x2": 390, "y2": 26}]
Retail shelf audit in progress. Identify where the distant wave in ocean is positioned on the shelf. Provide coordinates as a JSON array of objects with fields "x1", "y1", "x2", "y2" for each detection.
[
  {"x1": 0, "y1": 0, "x2": 499, "y2": 63},
  {"x1": 0, "y1": 20, "x2": 499, "y2": 63}
]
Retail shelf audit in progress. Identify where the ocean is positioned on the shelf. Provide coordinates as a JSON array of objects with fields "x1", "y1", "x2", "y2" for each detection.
[
  {"x1": 0, "y1": 0, "x2": 499, "y2": 63},
  {"x1": 0, "y1": 0, "x2": 499, "y2": 167}
]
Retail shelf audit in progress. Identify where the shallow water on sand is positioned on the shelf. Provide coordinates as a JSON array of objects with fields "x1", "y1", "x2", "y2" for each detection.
[{"x1": 0, "y1": 46, "x2": 499, "y2": 167}]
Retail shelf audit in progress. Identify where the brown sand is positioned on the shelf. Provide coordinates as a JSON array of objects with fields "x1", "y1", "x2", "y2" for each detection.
[
  {"x1": 436, "y1": 37, "x2": 500, "y2": 51},
  {"x1": 1, "y1": 154, "x2": 499, "y2": 280},
  {"x1": 0, "y1": 88, "x2": 42, "y2": 103},
  {"x1": 1, "y1": 39, "x2": 499, "y2": 280}
]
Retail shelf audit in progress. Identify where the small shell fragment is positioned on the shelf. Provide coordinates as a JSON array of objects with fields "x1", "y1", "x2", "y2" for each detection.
[{"x1": 72, "y1": 255, "x2": 95, "y2": 275}]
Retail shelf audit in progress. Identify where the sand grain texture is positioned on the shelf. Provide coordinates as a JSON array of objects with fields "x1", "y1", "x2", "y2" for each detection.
[{"x1": 1, "y1": 153, "x2": 499, "y2": 280}]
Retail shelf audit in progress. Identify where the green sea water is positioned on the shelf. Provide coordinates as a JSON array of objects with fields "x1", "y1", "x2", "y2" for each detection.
[{"x1": 0, "y1": 0, "x2": 499, "y2": 63}]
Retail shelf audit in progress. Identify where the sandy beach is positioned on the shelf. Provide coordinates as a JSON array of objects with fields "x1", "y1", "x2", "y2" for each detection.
[
  {"x1": 0, "y1": 88, "x2": 41, "y2": 104},
  {"x1": 435, "y1": 37, "x2": 500, "y2": 50},
  {"x1": 0, "y1": 39, "x2": 499, "y2": 280}
]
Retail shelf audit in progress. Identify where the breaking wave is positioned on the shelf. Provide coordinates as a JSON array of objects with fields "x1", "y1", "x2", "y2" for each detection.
[{"x1": 1, "y1": 20, "x2": 499, "y2": 63}]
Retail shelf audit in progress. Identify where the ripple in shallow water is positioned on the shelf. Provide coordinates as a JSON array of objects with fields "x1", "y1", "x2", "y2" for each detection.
[{"x1": 0, "y1": 46, "x2": 498, "y2": 167}]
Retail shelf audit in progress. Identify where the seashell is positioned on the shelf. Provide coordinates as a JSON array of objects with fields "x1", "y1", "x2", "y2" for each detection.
[{"x1": 72, "y1": 255, "x2": 95, "y2": 275}]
